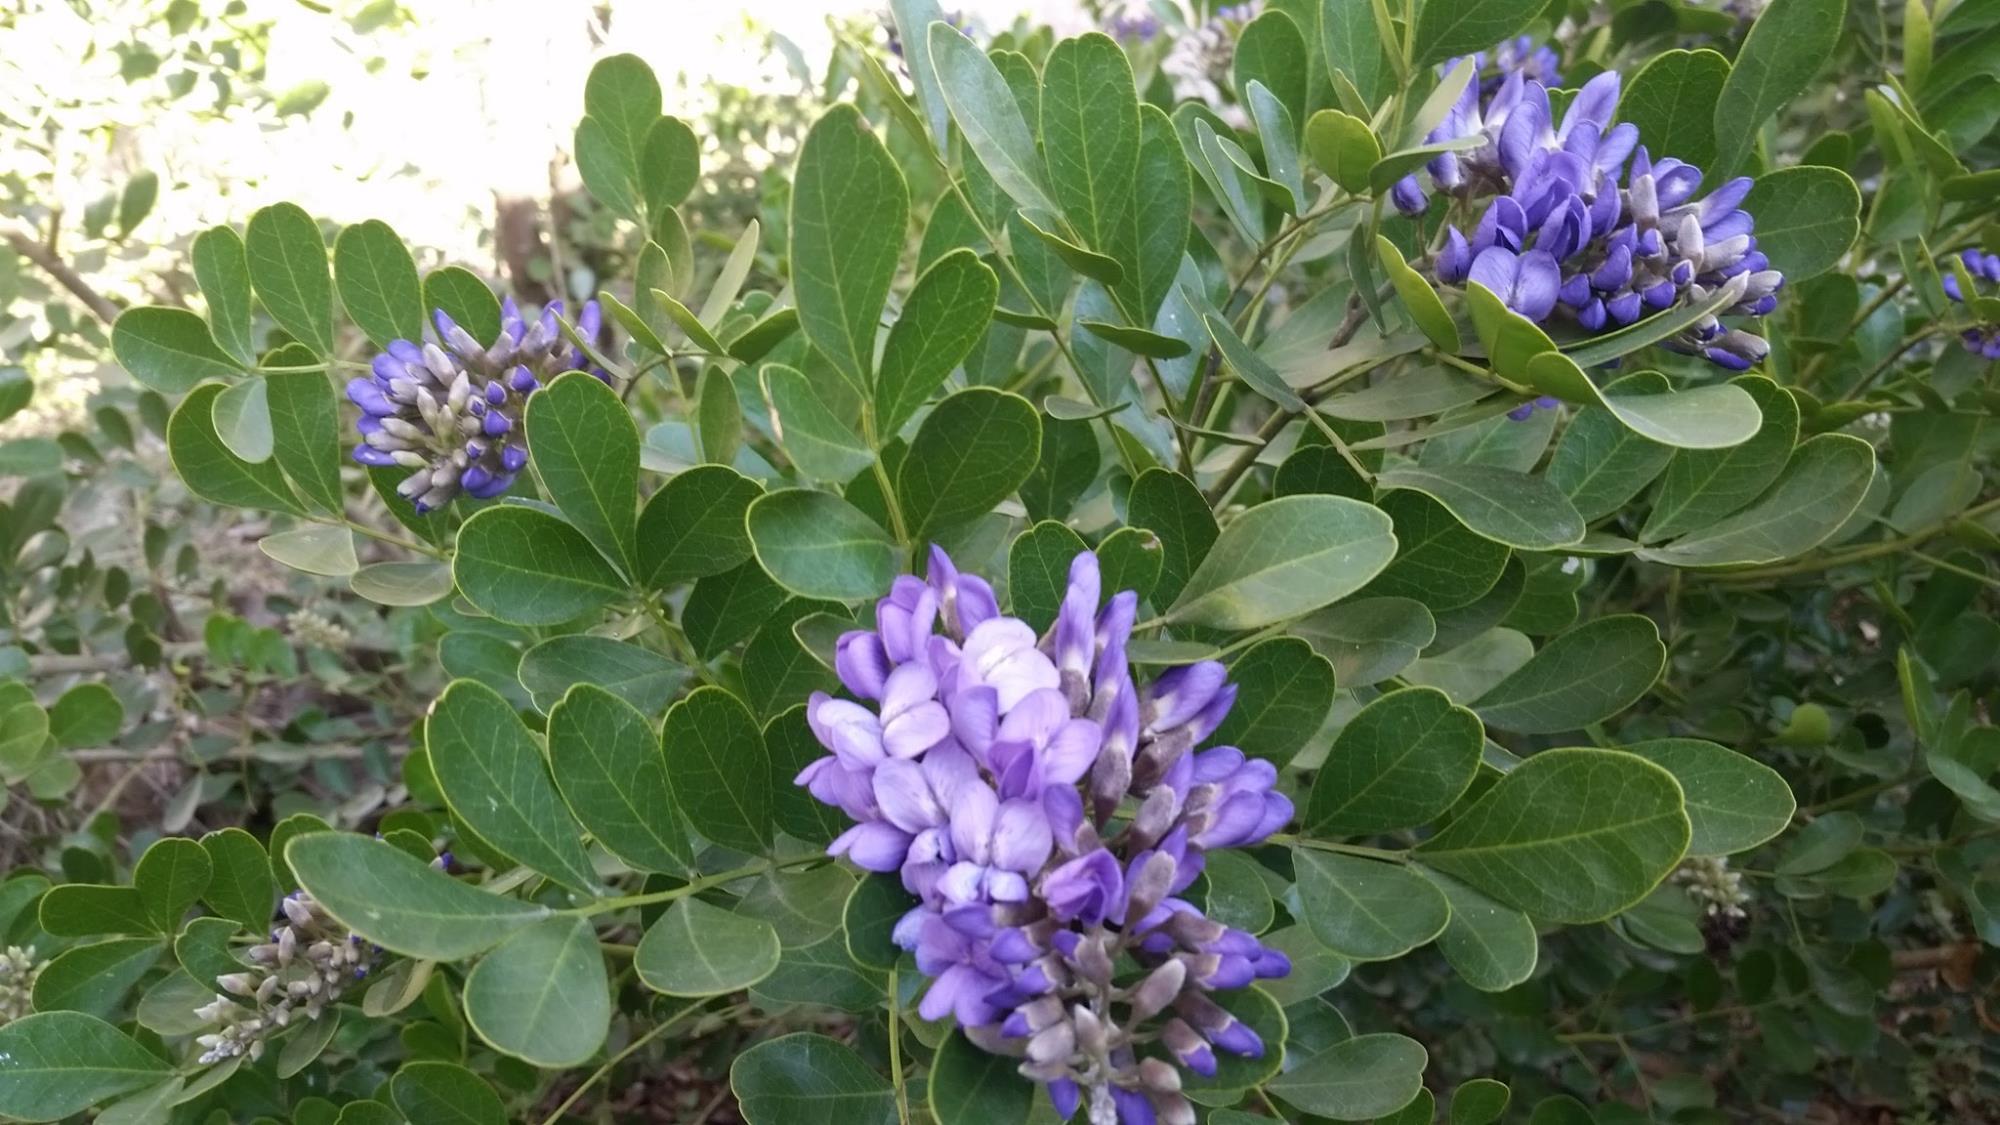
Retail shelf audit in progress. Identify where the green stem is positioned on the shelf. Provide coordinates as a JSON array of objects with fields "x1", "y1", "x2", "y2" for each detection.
[
  {"x1": 535, "y1": 1003, "x2": 713, "y2": 1125},
  {"x1": 887, "y1": 967, "x2": 912, "y2": 1125},
  {"x1": 1270, "y1": 833, "x2": 1407, "y2": 862},
  {"x1": 569, "y1": 856, "x2": 816, "y2": 916}
]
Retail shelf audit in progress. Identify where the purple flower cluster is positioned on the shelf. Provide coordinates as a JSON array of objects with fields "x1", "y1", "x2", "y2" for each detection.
[
  {"x1": 798, "y1": 547, "x2": 1291, "y2": 1124},
  {"x1": 347, "y1": 298, "x2": 605, "y2": 511},
  {"x1": 1393, "y1": 52, "x2": 1785, "y2": 372},
  {"x1": 1943, "y1": 249, "x2": 2000, "y2": 359}
]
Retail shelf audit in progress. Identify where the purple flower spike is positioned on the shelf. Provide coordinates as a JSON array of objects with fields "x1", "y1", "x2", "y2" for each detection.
[{"x1": 796, "y1": 546, "x2": 1289, "y2": 1120}]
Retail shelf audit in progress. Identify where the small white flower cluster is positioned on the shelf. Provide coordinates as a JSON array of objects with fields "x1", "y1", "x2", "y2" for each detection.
[
  {"x1": 1674, "y1": 855, "x2": 1750, "y2": 919},
  {"x1": 0, "y1": 945, "x2": 46, "y2": 1024},
  {"x1": 286, "y1": 607, "x2": 352, "y2": 651},
  {"x1": 193, "y1": 892, "x2": 372, "y2": 1065},
  {"x1": 1160, "y1": 3, "x2": 1260, "y2": 130}
]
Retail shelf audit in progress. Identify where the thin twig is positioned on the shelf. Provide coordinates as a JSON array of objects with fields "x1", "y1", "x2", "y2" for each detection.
[{"x1": 1, "y1": 221, "x2": 122, "y2": 324}]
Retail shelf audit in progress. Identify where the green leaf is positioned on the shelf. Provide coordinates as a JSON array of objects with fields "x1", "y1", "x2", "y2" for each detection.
[
  {"x1": 1305, "y1": 108, "x2": 1381, "y2": 194},
  {"x1": 265, "y1": 369, "x2": 344, "y2": 514},
  {"x1": 1308, "y1": 686, "x2": 1482, "y2": 834},
  {"x1": 929, "y1": 25, "x2": 1057, "y2": 215},
  {"x1": 31, "y1": 938, "x2": 163, "y2": 1019},
  {"x1": 1210, "y1": 637, "x2": 1336, "y2": 767},
  {"x1": 791, "y1": 104, "x2": 908, "y2": 391},
  {"x1": 167, "y1": 384, "x2": 302, "y2": 515},
  {"x1": 199, "y1": 828, "x2": 275, "y2": 931},
  {"x1": 662, "y1": 686, "x2": 772, "y2": 853},
  {"x1": 1191, "y1": 118, "x2": 1268, "y2": 241},
  {"x1": 390, "y1": 1061, "x2": 507, "y2": 1125},
  {"x1": 1319, "y1": 0, "x2": 1390, "y2": 109},
  {"x1": 701, "y1": 370, "x2": 744, "y2": 468},
  {"x1": 1523, "y1": 354, "x2": 1761, "y2": 450},
  {"x1": 38, "y1": 885, "x2": 154, "y2": 937},
  {"x1": 763, "y1": 364, "x2": 874, "y2": 482},
  {"x1": 1361, "y1": 491, "x2": 1511, "y2": 613},
  {"x1": 1203, "y1": 312, "x2": 1303, "y2": 410},
  {"x1": 463, "y1": 915, "x2": 608, "y2": 1068},
  {"x1": 1742, "y1": 165, "x2": 1862, "y2": 281},
  {"x1": 1128, "y1": 468, "x2": 1217, "y2": 608},
  {"x1": 351, "y1": 560, "x2": 454, "y2": 606},
  {"x1": 1017, "y1": 210, "x2": 1124, "y2": 284},
  {"x1": 1008, "y1": 521, "x2": 1089, "y2": 634},
  {"x1": 1625, "y1": 738, "x2": 1796, "y2": 856},
  {"x1": 522, "y1": 636, "x2": 685, "y2": 716},
  {"x1": 333, "y1": 219, "x2": 424, "y2": 347},
  {"x1": 1296, "y1": 597, "x2": 1435, "y2": 687},
  {"x1": 1405, "y1": 627, "x2": 1533, "y2": 704},
  {"x1": 888, "y1": 0, "x2": 952, "y2": 149},
  {"x1": 1040, "y1": 32, "x2": 1140, "y2": 250},
  {"x1": 1545, "y1": 373, "x2": 1676, "y2": 521},
  {"x1": 1111, "y1": 105, "x2": 1193, "y2": 323},
  {"x1": 747, "y1": 489, "x2": 898, "y2": 602},
  {"x1": 422, "y1": 267, "x2": 501, "y2": 346},
  {"x1": 637, "y1": 464, "x2": 760, "y2": 589},
  {"x1": 637, "y1": 897, "x2": 782, "y2": 996},
  {"x1": 1167, "y1": 495, "x2": 1397, "y2": 630},
  {"x1": 427, "y1": 680, "x2": 599, "y2": 894},
  {"x1": 1450, "y1": 1079, "x2": 1512, "y2": 1125},
  {"x1": 0, "y1": 1012, "x2": 171, "y2": 1123},
  {"x1": 190, "y1": 226, "x2": 257, "y2": 366},
  {"x1": 929, "y1": 1031, "x2": 1034, "y2": 1125},
  {"x1": 1376, "y1": 464, "x2": 1584, "y2": 551},
  {"x1": 1619, "y1": 49, "x2": 1730, "y2": 170},
  {"x1": 731, "y1": 1032, "x2": 896, "y2": 1125},
  {"x1": 1295, "y1": 850, "x2": 1449, "y2": 960},
  {"x1": 1410, "y1": 0, "x2": 1542, "y2": 63},
  {"x1": 243, "y1": 202, "x2": 334, "y2": 356},
  {"x1": 111, "y1": 307, "x2": 240, "y2": 394},
  {"x1": 548, "y1": 684, "x2": 691, "y2": 876},
  {"x1": 1642, "y1": 375, "x2": 1798, "y2": 542},
  {"x1": 259, "y1": 524, "x2": 359, "y2": 577},
  {"x1": 523, "y1": 371, "x2": 640, "y2": 574},
  {"x1": 582, "y1": 53, "x2": 662, "y2": 190},
  {"x1": 1636, "y1": 435, "x2": 1875, "y2": 567},
  {"x1": 1472, "y1": 615, "x2": 1664, "y2": 733},
  {"x1": 897, "y1": 387, "x2": 1040, "y2": 539},
  {"x1": 211, "y1": 376, "x2": 274, "y2": 463},
  {"x1": 1713, "y1": 0, "x2": 1849, "y2": 175},
  {"x1": 641, "y1": 115, "x2": 701, "y2": 214},
  {"x1": 649, "y1": 286, "x2": 725, "y2": 354},
  {"x1": 1322, "y1": 368, "x2": 1490, "y2": 422},
  {"x1": 1415, "y1": 747, "x2": 1691, "y2": 922},
  {"x1": 49, "y1": 683, "x2": 120, "y2": 749},
  {"x1": 133, "y1": 837, "x2": 210, "y2": 932},
  {"x1": 1424, "y1": 869, "x2": 1539, "y2": 992},
  {"x1": 877, "y1": 249, "x2": 999, "y2": 437},
  {"x1": 1245, "y1": 81, "x2": 1306, "y2": 212},
  {"x1": 452, "y1": 505, "x2": 625, "y2": 626},
  {"x1": 1265, "y1": 1032, "x2": 1429, "y2": 1120},
  {"x1": 288, "y1": 833, "x2": 552, "y2": 959}
]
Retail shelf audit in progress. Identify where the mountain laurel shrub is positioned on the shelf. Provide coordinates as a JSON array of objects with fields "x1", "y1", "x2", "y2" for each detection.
[{"x1": 2, "y1": 0, "x2": 1998, "y2": 1121}]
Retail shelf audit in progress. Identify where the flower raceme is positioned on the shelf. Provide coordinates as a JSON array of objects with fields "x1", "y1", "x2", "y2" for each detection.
[
  {"x1": 1395, "y1": 46, "x2": 1785, "y2": 374},
  {"x1": 346, "y1": 298, "x2": 607, "y2": 512},
  {"x1": 797, "y1": 548, "x2": 1290, "y2": 1124},
  {"x1": 1942, "y1": 249, "x2": 2000, "y2": 359}
]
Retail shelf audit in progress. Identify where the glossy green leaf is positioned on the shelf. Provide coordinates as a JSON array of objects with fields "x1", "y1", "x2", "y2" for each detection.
[
  {"x1": 1210, "y1": 637, "x2": 1336, "y2": 767},
  {"x1": 1524, "y1": 353, "x2": 1761, "y2": 450},
  {"x1": 791, "y1": 104, "x2": 908, "y2": 391},
  {"x1": 258, "y1": 524, "x2": 358, "y2": 577},
  {"x1": 1111, "y1": 105, "x2": 1193, "y2": 323},
  {"x1": 1295, "y1": 850, "x2": 1449, "y2": 960},
  {"x1": 287, "y1": 833, "x2": 551, "y2": 959},
  {"x1": 133, "y1": 837, "x2": 210, "y2": 932},
  {"x1": 1308, "y1": 686, "x2": 1482, "y2": 835},
  {"x1": 636, "y1": 896, "x2": 781, "y2": 996},
  {"x1": 747, "y1": 489, "x2": 898, "y2": 601},
  {"x1": 662, "y1": 686, "x2": 772, "y2": 853},
  {"x1": 547, "y1": 684, "x2": 691, "y2": 875},
  {"x1": 210, "y1": 376, "x2": 273, "y2": 463},
  {"x1": 1641, "y1": 375, "x2": 1798, "y2": 542},
  {"x1": 930, "y1": 1031, "x2": 1034, "y2": 1125},
  {"x1": 1425, "y1": 869, "x2": 1539, "y2": 991},
  {"x1": 31, "y1": 938, "x2": 163, "y2": 1020},
  {"x1": 1620, "y1": 49, "x2": 1730, "y2": 169},
  {"x1": 929, "y1": 25, "x2": 1057, "y2": 215},
  {"x1": 1636, "y1": 435, "x2": 1875, "y2": 567},
  {"x1": 333, "y1": 219, "x2": 424, "y2": 347},
  {"x1": 1319, "y1": 0, "x2": 1390, "y2": 109},
  {"x1": 38, "y1": 885, "x2": 154, "y2": 937},
  {"x1": 244, "y1": 202, "x2": 334, "y2": 356},
  {"x1": 1626, "y1": 738, "x2": 1796, "y2": 856},
  {"x1": 351, "y1": 560, "x2": 455, "y2": 606},
  {"x1": 112, "y1": 307, "x2": 240, "y2": 394},
  {"x1": 1545, "y1": 373, "x2": 1676, "y2": 521},
  {"x1": 763, "y1": 364, "x2": 874, "y2": 481},
  {"x1": 427, "y1": 680, "x2": 599, "y2": 894},
  {"x1": 1266, "y1": 1032, "x2": 1429, "y2": 1120},
  {"x1": 199, "y1": 828, "x2": 275, "y2": 931},
  {"x1": 637, "y1": 464, "x2": 761, "y2": 588},
  {"x1": 731, "y1": 1032, "x2": 896, "y2": 1125},
  {"x1": 1008, "y1": 521, "x2": 1089, "y2": 634},
  {"x1": 877, "y1": 249, "x2": 999, "y2": 437},
  {"x1": 0, "y1": 1012, "x2": 171, "y2": 1123},
  {"x1": 462, "y1": 914, "x2": 607, "y2": 1067},
  {"x1": 167, "y1": 384, "x2": 302, "y2": 515},
  {"x1": 1361, "y1": 491, "x2": 1511, "y2": 613},
  {"x1": 48, "y1": 683, "x2": 120, "y2": 750},
  {"x1": 1305, "y1": 108, "x2": 1381, "y2": 193},
  {"x1": 897, "y1": 387, "x2": 1040, "y2": 538},
  {"x1": 1295, "y1": 597, "x2": 1436, "y2": 688},
  {"x1": 1472, "y1": 614, "x2": 1665, "y2": 733},
  {"x1": 422, "y1": 267, "x2": 501, "y2": 345},
  {"x1": 522, "y1": 636, "x2": 684, "y2": 715},
  {"x1": 1040, "y1": 32, "x2": 1139, "y2": 250},
  {"x1": 526, "y1": 371, "x2": 641, "y2": 575},
  {"x1": 1376, "y1": 464, "x2": 1584, "y2": 551},
  {"x1": 190, "y1": 226, "x2": 257, "y2": 366},
  {"x1": 265, "y1": 369, "x2": 344, "y2": 514},
  {"x1": 1415, "y1": 747, "x2": 1691, "y2": 923},
  {"x1": 452, "y1": 505, "x2": 625, "y2": 626},
  {"x1": 1411, "y1": 0, "x2": 1542, "y2": 64},
  {"x1": 390, "y1": 1061, "x2": 507, "y2": 1125},
  {"x1": 1713, "y1": 0, "x2": 1850, "y2": 175},
  {"x1": 1167, "y1": 495, "x2": 1396, "y2": 630}
]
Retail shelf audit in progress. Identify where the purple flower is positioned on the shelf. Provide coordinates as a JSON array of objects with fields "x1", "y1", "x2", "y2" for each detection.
[
  {"x1": 348, "y1": 297, "x2": 608, "y2": 511},
  {"x1": 796, "y1": 547, "x2": 1289, "y2": 1122},
  {"x1": 1942, "y1": 251, "x2": 2000, "y2": 360}
]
